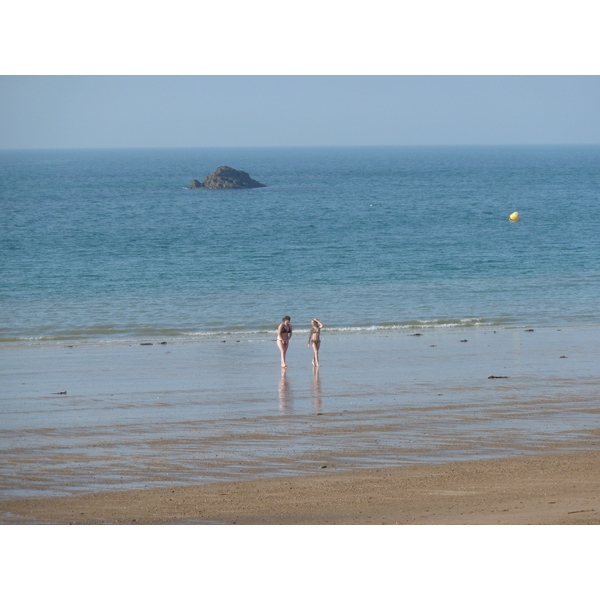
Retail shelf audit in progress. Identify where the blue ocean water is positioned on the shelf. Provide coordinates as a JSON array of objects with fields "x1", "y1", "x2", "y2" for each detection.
[{"x1": 1, "y1": 145, "x2": 599, "y2": 343}]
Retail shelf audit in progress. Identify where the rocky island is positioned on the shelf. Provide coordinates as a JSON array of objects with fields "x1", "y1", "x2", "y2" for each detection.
[{"x1": 189, "y1": 166, "x2": 266, "y2": 189}]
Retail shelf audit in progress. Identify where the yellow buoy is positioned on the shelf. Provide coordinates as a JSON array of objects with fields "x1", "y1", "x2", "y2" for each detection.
[{"x1": 509, "y1": 211, "x2": 520, "y2": 222}]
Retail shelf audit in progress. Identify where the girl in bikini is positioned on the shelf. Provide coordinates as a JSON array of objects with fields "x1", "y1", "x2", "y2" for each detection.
[
  {"x1": 308, "y1": 318, "x2": 323, "y2": 367},
  {"x1": 277, "y1": 316, "x2": 292, "y2": 368}
]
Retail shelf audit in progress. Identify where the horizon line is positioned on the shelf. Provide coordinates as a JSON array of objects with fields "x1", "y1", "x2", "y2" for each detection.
[{"x1": 2, "y1": 142, "x2": 600, "y2": 152}]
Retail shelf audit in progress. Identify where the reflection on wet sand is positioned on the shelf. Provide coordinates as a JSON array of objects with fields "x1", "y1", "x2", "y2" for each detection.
[
  {"x1": 279, "y1": 369, "x2": 293, "y2": 414},
  {"x1": 312, "y1": 366, "x2": 322, "y2": 413},
  {"x1": 3, "y1": 326, "x2": 600, "y2": 499}
]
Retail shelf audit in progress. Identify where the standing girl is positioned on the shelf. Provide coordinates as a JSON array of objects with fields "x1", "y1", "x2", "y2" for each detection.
[
  {"x1": 277, "y1": 316, "x2": 293, "y2": 368},
  {"x1": 308, "y1": 318, "x2": 323, "y2": 367}
]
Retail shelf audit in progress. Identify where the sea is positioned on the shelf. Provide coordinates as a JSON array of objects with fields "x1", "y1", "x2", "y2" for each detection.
[{"x1": 1, "y1": 144, "x2": 599, "y2": 345}]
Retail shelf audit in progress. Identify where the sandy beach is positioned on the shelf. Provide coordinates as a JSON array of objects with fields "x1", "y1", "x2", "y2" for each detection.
[
  {"x1": 2, "y1": 450, "x2": 599, "y2": 524},
  {"x1": 1, "y1": 325, "x2": 599, "y2": 524}
]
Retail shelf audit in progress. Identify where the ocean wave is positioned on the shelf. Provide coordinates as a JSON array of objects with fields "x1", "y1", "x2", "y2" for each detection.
[
  {"x1": 180, "y1": 318, "x2": 496, "y2": 337},
  {"x1": 324, "y1": 318, "x2": 502, "y2": 334},
  {"x1": 2, "y1": 317, "x2": 511, "y2": 344}
]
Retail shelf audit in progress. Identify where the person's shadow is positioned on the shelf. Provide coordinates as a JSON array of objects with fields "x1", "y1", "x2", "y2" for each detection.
[{"x1": 279, "y1": 369, "x2": 293, "y2": 414}]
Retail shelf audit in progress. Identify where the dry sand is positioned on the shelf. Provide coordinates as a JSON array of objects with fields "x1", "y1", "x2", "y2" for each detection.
[{"x1": 2, "y1": 449, "x2": 599, "y2": 525}]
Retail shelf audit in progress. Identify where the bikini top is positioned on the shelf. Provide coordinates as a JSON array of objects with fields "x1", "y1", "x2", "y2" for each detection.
[{"x1": 281, "y1": 325, "x2": 291, "y2": 334}]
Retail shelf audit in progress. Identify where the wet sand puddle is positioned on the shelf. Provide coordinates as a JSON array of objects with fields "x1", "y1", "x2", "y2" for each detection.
[
  {"x1": 1, "y1": 327, "x2": 599, "y2": 499},
  {"x1": 2, "y1": 386, "x2": 598, "y2": 499}
]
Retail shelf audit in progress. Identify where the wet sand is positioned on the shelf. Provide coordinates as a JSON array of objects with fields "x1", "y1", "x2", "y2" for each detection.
[
  {"x1": 2, "y1": 450, "x2": 599, "y2": 524},
  {"x1": 1, "y1": 325, "x2": 599, "y2": 524}
]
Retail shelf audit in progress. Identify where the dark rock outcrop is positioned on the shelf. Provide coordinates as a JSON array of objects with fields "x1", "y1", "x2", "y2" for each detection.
[{"x1": 189, "y1": 166, "x2": 266, "y2": 189}]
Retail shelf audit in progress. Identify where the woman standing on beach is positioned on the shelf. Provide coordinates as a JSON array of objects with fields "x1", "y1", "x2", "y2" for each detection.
[
  {"x1": 308, "y1": 318, "x2": 323, "y2": 367},
  {"x1": 277, "y1": 316, "x2": 293, "y2": 368}
]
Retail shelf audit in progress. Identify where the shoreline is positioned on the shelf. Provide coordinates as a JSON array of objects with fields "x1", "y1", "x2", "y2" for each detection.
[
  {"x1": 0, "y1": 321, "x2": 596, "y2": 349},
  {"x1": 2, "y1": 449, "x2": 599, "y2": 524}
]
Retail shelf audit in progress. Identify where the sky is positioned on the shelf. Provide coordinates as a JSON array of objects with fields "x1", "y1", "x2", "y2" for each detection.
[
  {"x1": 2, "y1": 2, "x2": 599, "y2": 150},
  {"x1": 1, "y1": 75, "x2": 599, "y2": 149}
]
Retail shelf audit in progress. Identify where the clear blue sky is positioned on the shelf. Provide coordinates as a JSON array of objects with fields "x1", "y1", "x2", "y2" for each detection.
[{"x1": 1, "y1": 76, "x2": 599, "y2": 149}]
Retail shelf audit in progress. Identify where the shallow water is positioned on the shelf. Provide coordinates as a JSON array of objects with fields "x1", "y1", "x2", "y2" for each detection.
[{"x1": 1, "y1": 326, "x2": 598, "y2": 499}]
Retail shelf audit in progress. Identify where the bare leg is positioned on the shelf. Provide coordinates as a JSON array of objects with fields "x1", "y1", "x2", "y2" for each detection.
[
  {"x1": 312, "y1": 342, "x2": 320, "y2": 367},
  {"x1": 277, "y1": 340, "x2": 288, "y2": 367}
]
